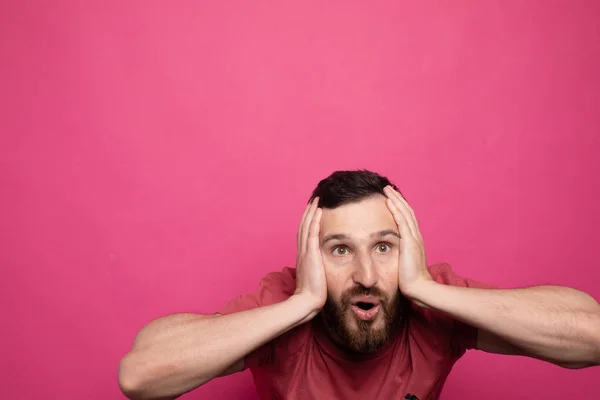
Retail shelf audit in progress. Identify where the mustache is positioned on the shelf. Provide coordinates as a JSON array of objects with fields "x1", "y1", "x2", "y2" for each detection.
[{"x1": 340, "y1": 285, "x2": 388, "y2": 306}]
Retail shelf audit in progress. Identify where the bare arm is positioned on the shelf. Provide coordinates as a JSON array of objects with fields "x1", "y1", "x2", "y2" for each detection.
[
  {"x1": 382, "y1": 185, "x2": 600, "y2": 369},
  {"x1": 118, "y1": 294, "x2": 317, "y2": 400},
  {"x1": 118, "y1": 197, "x2": 327, "y2": 399},
  {"x1": 409, "y1": 282, "x2": 600, "y2": 368}
]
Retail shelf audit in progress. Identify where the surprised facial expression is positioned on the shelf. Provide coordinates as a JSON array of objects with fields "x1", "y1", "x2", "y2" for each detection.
[{"x1": 319, "y1": 194, "x2": 407, "y2": 353}]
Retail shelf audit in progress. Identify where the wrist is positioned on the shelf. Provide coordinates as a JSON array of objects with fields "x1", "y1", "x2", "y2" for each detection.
[
  {"x1": 401, "y1": 277, "x2": 438, "y2": 307},
  {"x1": 288, "y1": 293, "x2": 323, "y2": 322}
]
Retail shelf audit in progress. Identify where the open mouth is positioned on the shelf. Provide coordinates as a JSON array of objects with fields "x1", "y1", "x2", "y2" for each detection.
[
  {"x1": 350, "y1": 299, "x2": 381, "y2": 321},
  {"x1": 356, "y1": 302, "x2": 376, "y2": 311}
]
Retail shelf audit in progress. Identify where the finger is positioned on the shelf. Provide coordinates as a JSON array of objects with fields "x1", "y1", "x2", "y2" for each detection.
[
  {"x1": 394, "y1": 190, "x2": 419, "y2": 230},
  {"x1": 297, "y1": 199, "x2": 314, "y2": 250},
  {"x1": 385, "y1": 198, "x2": 413, "y2": 243},
  {"x1": 386, "y1": 186, "x2": 423, "y2": 241},
  {"x1": 384, "y1": 186, "x2": 418, "y2": 240},
  {"x1": 301, "y1": 197, "x2": 319, "y2": 254},
  {"x1": 392, "y1": 190, "x2": 423, "y2": 242},
  {"x1": 307, "y1": 207, "x2": 322, "y2": 251},
  {"x1": 302, "y1": 199, "x2": 319, "y2": 253}
]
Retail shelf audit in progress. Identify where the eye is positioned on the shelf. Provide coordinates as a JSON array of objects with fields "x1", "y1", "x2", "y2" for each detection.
[
  {"x1": 375, "y1": 243, "x2": 391, "y2": 253},
  {"x1": 332, "y1": 246, "x2": 350, "y2": 256}
]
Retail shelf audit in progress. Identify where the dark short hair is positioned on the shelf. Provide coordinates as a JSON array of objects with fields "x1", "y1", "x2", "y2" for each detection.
[{"x1": 309, "y1": 170, "x2": 402, "y2": 209}]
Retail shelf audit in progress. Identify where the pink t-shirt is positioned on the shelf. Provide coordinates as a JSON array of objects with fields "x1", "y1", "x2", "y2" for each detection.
[{"x1": 218, "y1": 263, "x2": 490, "y2": 400}]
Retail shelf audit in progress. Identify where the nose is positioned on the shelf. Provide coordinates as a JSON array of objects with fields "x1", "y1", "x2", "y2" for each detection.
[{"x1": 352, "y1": 254, "x2": 378, "y2": 288}]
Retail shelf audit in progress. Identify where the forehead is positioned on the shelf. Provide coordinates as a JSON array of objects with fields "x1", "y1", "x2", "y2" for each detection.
[{"x1": 320, "y1": 194, "x2": 397, "y2": 238}]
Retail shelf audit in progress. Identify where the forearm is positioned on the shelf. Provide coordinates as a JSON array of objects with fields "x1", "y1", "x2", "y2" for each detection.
[
  {"x1": 409, "y1": 281, "x2": 600, "y2": 365},
  {"x1": 118, "y1": 294, "x2": 315, "y2": 399}
]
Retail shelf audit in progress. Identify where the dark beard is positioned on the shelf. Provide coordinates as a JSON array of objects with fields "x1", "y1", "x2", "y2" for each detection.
[{"x1": 320, "y1": 285, "x2": 408, "y2": 354}]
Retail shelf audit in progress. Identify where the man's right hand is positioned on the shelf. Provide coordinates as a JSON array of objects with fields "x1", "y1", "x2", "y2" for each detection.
[
  {"x1": 119, "y1": 197, "x2": 328, "y2": 399},
  {"x1": 293, "y1": 197, "x2": 327, "y2": 319}
]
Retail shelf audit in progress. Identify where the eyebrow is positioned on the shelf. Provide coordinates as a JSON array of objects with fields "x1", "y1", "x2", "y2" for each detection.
[{"x1": 321, "y1": 229, "x2": 401, "y2": 244}]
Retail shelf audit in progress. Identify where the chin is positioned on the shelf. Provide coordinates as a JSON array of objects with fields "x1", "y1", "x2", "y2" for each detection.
[{"x1": 346, "y1": 310, "x2": 384, "y2": 330}]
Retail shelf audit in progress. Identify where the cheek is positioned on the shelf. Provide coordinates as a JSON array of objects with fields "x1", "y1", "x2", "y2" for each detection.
[
  {"x1": 324, "y1": 269, "x2": 348, "y2": 299},
  {"x1": 374, "y1": 253, "x2": 398, "y2": 272},
  {"x1": 375, "y1": 259, "x2": 399, "y2": 290}
]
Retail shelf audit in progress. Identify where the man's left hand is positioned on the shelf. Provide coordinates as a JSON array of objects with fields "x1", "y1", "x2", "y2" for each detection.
[{"x1": 384, "y1": 186, "x2": 433, "y2": 302}]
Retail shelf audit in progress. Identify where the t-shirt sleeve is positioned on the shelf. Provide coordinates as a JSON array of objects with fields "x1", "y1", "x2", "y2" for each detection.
[
  {"x1": 428, "y1": 263, "x2": 497, "y2": 356},
  {"x1": 216, "y1": 267, "x2": 296, "y2": 370}
]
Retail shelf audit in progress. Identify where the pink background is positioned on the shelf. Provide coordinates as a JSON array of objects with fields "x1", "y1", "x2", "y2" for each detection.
[{"x1": 1, "y1": 1, "x2": 599, "y2": 399}]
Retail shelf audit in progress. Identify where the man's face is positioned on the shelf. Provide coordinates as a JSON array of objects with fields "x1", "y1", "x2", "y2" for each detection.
[{"x1": 319, "y1": 194, "x2": 407, "y2": 353}]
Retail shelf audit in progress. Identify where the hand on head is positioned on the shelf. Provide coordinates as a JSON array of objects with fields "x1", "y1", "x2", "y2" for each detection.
[
  {"x1": 294, "y1": 197, "x2": 327, "y2": 315},
  {"x1": 383, "y1": 186, "x2": 432, "y2": 299}
]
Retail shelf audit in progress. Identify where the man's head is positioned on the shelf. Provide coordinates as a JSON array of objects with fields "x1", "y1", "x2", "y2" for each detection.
[{"x1": 309, "y1": 170, "x2": 409, "y2": 354}]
